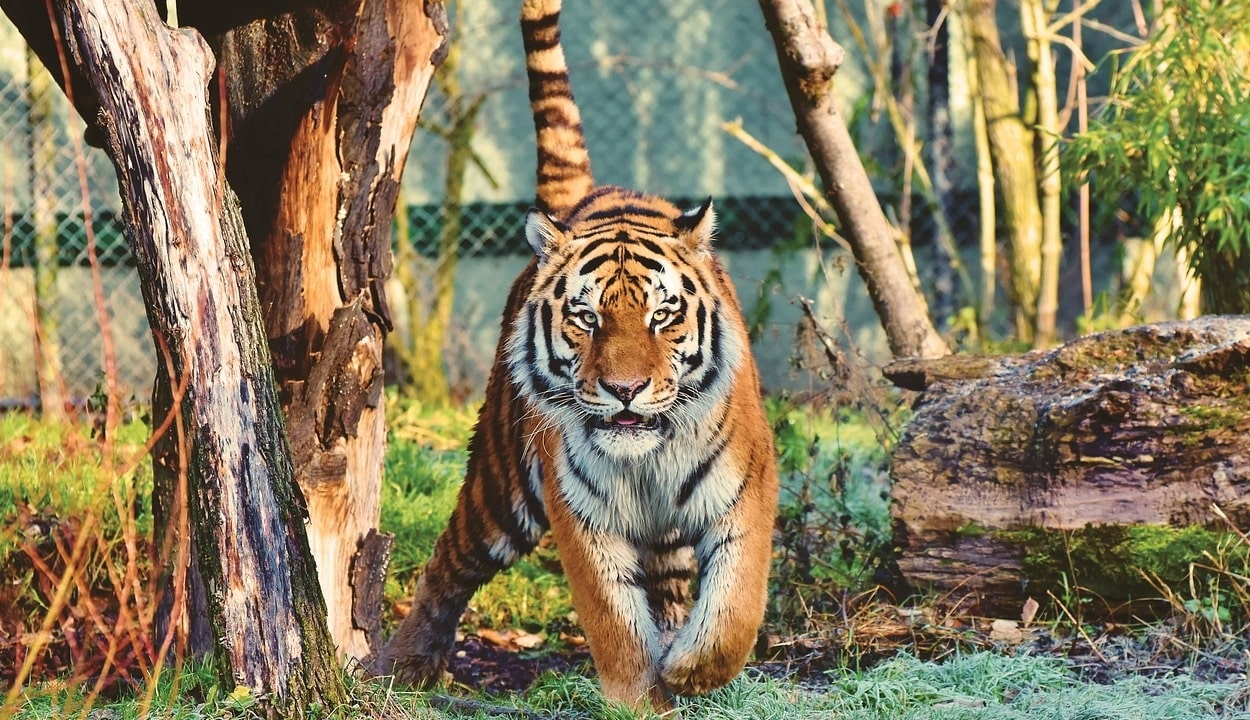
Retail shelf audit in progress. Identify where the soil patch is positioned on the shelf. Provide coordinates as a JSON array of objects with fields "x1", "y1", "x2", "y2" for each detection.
[{"x1": 447, "y1": 635, "x2": 593, "y2": 695}]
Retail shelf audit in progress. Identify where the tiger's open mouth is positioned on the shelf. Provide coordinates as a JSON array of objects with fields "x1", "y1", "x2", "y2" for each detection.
[{"x1": 594, "y1": 410, "x2": 663, "y2": 432}]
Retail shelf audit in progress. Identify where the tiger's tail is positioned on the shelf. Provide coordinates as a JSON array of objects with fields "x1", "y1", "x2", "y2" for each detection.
[{"x1": 521, "y1": 0, "x2": 594, "y2": 218}]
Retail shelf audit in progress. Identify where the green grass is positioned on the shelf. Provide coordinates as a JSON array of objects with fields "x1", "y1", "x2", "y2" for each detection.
[
  {"x1": 818, "y1": 652, "x2": 1244, "y2": 720},
  {"x1": 4, "y1": 402, "x2": 1250, "y2": 719},
  {"x1": 6, "y1": 650, "x2": 1247, "y2": 719},
  {"x1": 0, "y1": 413, "x2": 152, "y2": 524},
  {"x1": 489, "y1": 652, "x2": 1248, "y2": 719}
]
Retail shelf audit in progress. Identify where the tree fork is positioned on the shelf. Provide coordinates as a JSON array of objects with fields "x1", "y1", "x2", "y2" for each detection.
[
  {"x1": 178, "y1": 0, "x2": 449, "y2": 660},
  {"x1": 47, "y1": 0, "x2": 345, "y2": 711}
]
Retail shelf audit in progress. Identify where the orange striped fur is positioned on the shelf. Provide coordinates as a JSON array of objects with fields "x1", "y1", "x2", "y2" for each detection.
[{"x1": 376, "y1": 0, "x2": 779, "y2": 710}]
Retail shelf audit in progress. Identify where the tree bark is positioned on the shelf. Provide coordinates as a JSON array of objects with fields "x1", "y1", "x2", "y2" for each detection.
[
  {"x1": 46, "y1": 0, "x2": 345, "y2": 712},
  {"x1": 961, "y1": 0, "x2": 1043, "y2": 344},
  {"x1": 757, "y1": 0, "x2": 949, "y2": 360},
  {"x1": 885, "y1": 317, "x2": 1250, "y2": 611},
  {"x1": 177, "y1": 0, "x2": 448, "y2": 661}
]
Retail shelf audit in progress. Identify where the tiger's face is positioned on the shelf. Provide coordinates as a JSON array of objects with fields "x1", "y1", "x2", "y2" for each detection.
[{"x1": 507, "y1": 189, "x2": 743, "y2": 461}]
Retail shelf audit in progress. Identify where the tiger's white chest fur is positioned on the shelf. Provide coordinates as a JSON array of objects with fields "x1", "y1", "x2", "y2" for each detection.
[{"x1": 546, "y1": 391, "x2": 743, "y2": 541}]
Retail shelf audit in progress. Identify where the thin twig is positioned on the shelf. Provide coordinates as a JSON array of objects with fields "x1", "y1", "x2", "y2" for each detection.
[
  {"x1": 3, "y1": 509, "x2": 101, "y2": 712},
  {"x1": 1047, "y1": 589, "x2": 1110, "y2": 664},
  {"x1": 721, "y1": 118, "x2": 851, "y2": 253},
  {"x1": 1045, "y1": 0, "x2": 1104, "y2": 37},
  {"x1": 1082, "y1": 17, "x2": 1150, "y2": 46}
]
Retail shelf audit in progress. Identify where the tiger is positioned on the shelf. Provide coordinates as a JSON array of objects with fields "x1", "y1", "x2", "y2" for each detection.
[{"x1": 374, "y1": 0, "x2": 779, "y2": 710}]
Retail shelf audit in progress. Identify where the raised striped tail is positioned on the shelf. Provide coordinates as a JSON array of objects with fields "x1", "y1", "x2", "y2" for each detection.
[{"x1": 521, "y1": 0, "x2": 594, "y2": 219}]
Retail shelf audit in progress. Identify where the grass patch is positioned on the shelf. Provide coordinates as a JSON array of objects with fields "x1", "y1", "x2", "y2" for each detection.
[
  {"x1": 518, "y1": 651, "x2": 1245, "y2": 719},
  {"x1": 768, "y1": 396, "x2": 895, "y2": 625},
  {"x1": 0, "y1": 413, "x2": 157, "y2": 692},
  {"x1": 5, "y1": 650, "x2": 1246, "y2": 719},
  {"x1": 816, "y1": 652, "x2": 1242, "y2": 720},
  {"x1": 9, "y1": 659, "x2": 221, "y2": 720},
  {"x1": 0, "y1": 413, "x2": 152, "y2": 525}
]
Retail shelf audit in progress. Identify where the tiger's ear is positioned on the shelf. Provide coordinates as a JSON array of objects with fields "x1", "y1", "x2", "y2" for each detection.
[
  {"x1": 525, "y1": 208, "x2": 571, "y2": 262},
  {"x1": 676, "y1": 198, "x2": 716, "y2": 252}
]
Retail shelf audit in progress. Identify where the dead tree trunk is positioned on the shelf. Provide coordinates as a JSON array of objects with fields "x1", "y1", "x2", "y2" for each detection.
[
  {"x1": 47, "y1": 0, "x2": 345, "y2": 712},
  {"x1": 886, "y1": 317, "x2": 1250, "y2": 611},
  {"x1": 177, "y1": 0, "x2": 449, "y2": 660},
  {"x1": 757, "y1": 0, "x2": 949, "y2": 360}
]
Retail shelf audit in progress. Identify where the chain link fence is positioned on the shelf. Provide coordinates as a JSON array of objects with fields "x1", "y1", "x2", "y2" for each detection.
[
  {"x1": 4, "y1": 1, "x2": 1111, "y2": 407},
  {"x1": 0, "y1": 31, "x2": 147, "y2": 409}
]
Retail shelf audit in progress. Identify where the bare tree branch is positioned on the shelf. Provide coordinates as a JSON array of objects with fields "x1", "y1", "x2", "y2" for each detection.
[{"x1": 756, "y1": 0, "x2": 949, "y2": 359}]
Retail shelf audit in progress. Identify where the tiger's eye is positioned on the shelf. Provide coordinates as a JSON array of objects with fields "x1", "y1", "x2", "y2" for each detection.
[
  {"x1": 578, "y1": 309, "x2": 598, "y2": 328},
  {"x1": 651, "y1": 309, "x2": 670, "y2": 325}
]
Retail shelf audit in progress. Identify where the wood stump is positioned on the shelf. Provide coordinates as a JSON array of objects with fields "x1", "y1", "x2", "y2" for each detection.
[{"x1": 886, "y1": 317, "x2": 1250, "y2": 611}]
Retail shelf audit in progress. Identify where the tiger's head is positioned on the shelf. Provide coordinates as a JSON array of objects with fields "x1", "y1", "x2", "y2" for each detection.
[{"x1": 507, "y1": 187, "x2": 746, "y2": 461}]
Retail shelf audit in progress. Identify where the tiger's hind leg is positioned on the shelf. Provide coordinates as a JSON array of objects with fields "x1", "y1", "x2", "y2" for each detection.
[
  {"x1": 375, "y1": 434, "x2": 548, "y2": 685},
  {"x1": 374, "y1": 564, "x2": 477, "y2": 685},
  {"x1": 373, "y1": 509, "x2": 507, "y2": 686}
]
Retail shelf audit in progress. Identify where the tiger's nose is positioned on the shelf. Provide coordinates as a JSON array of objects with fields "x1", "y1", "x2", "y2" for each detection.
[{"x1": 600, "y1": 378, "x2": 650, "y2": 403}]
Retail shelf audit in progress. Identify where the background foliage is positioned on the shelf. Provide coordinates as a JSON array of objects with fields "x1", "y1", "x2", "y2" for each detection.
[{"x1": 1066, "y1": 0, "x2": 1250, "y2": 314}]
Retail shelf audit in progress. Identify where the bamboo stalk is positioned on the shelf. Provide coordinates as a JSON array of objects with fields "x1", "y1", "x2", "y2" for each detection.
[
  {"x1": 1023, "y1": 0, "x2": 1062, "y2": 348},
  {"x1": 962, "y1": 13, "x2": 997, "y2": 329},
  {"x1": 961, "y1": 0, "x2": 1044, "y2": 344},
  {"x1": 1074, "y1": 0, "x2": 1092, "y2": 315}
]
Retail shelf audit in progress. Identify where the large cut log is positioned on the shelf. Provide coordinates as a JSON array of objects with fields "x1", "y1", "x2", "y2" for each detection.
[{"x1": 886, "y1": 317, "x2": 1250, "y2": 611}]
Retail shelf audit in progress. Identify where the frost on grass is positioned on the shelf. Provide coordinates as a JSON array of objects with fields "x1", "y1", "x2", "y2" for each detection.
[
  {"x1": 815, "y1": 653, "x2": 1242, "y2": 720},
  {"x1": 522, "y1": 653, "x2": 1247, "y2": 720}
]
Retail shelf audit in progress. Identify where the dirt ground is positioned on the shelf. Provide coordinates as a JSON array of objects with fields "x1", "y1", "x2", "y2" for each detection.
[
  {"x1": 3, "y1": 604, "x2": 1246, "y2": 701},
  {"x1": 446, "y1": 635, "x2": 594, "y2": 694}
]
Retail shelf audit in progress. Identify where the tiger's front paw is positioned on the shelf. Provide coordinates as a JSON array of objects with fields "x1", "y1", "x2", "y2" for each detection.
[{"x1": 658, "y1": 639, "x2": 745, "y2": 697}]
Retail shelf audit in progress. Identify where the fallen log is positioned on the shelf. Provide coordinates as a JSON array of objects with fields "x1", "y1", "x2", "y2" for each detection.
[{"x1": 885, "y1": 317, "x2": 1250, "y2": 612}]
